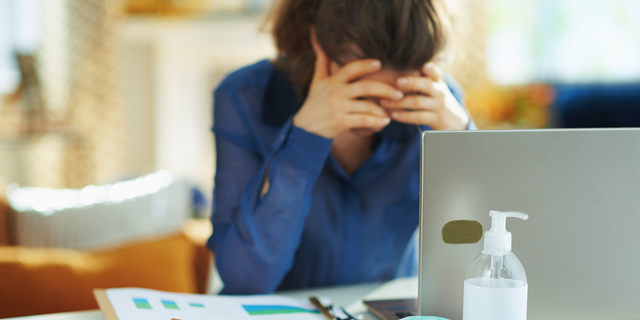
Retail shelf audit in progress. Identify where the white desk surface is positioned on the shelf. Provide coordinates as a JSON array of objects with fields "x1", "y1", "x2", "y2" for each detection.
[{"x1": 3, "y1": 277, "x2": 418, "y2": 320}]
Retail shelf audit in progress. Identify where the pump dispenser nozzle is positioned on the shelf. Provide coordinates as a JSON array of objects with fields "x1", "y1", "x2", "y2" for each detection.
[{"x1": 484, "y1": 211, "x2": 528, "y2": 255}]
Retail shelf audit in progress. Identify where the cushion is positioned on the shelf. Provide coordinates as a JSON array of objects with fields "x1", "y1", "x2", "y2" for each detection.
[{"x1": 6, "y1": 171, "x2": 191, "y2": 249}]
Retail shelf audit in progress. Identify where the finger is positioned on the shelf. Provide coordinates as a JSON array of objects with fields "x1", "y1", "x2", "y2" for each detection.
[
  {"x1": 344, "y1": 114, "x2": 391, "y2": 129},
  {"x1": 389, "y1": 110, "x2": 438, "y2": 126},
  {"x1": 345, "y1": 80, "x2": 403, "y2": 100},
  {"x1": 396, "y1": 76, "x2": 438, "y2": 97},
  {"x1": 380, "y1": 95, "x2": 440, "y2": 111},
  {"x1": 422, "y1": 62, "x2": 444, "y2": 82},
  {"x1": 310, "y1": 27, "x2": 329, "y2": 81},
  {"x1": 334, "y1": 59, "x2": 381, "y2": 83},
  {"x1": 348, "y1": 100, "x2": 389, "y2": 118}
]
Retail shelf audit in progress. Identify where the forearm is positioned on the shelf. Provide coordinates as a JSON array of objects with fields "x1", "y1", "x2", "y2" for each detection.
[{"x1": 211, "y1": 124, "x2": 332, "y2": 294}]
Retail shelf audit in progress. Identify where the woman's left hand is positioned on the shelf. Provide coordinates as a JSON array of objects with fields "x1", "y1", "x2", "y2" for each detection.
[{"x1": 379, "y1": 63, "x2": 470, "y2": 131}]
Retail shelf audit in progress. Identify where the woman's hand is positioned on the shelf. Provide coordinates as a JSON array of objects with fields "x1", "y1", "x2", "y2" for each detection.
[
  {"x1": 292, "y1": 33, "x2": 404, "y2": 139},
  {"x1": 380, "y1": 63, "x2": 470, "y2": 131}
]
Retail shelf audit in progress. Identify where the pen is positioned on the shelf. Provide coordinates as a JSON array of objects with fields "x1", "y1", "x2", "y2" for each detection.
[
  {"x1": 336, "y1": 305, "x2": 361, "y2": 320},
  {"x1": 310, "y1": 296, "x2": 334, "y2": 320}
]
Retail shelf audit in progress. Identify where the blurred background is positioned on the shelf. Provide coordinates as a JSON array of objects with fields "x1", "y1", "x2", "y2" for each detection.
[{"x1": 0, "y1": 0, "x2": 639, "y2": 317}]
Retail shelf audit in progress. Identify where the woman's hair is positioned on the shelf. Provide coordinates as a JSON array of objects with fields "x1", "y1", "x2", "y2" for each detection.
[{"x1": 267, "y1": 0, "x2": 453, "y2": 96}]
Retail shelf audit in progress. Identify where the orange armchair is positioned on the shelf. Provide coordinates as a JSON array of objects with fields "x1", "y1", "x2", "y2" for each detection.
[{"x1": 0, "y1": 195, "x2": 212, "y2": 318}]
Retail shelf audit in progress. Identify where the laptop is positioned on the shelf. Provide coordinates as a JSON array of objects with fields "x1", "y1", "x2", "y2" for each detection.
[{"x1": 418, "y1": 128, "x2": 640, "y2": 320}]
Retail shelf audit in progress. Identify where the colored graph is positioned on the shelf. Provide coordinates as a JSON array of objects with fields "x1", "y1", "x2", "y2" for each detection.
[
  {"x1": 242, "y1": 305, "x2": 320, "y2": 316},
  {"x1": 116, "y1": 289, "x2": 326, "y2": 320},
  {"x1": 133, "y1": 298, "x2": 152, "y2": 310},
  {"x1": 132, "y1": 298, "x2": 207, "y2": 311},
  {"x1": 162, "y1": 300, "x2": 180, "y2": 310}
]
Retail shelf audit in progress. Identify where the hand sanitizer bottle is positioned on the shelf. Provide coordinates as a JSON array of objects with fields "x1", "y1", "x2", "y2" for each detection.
[{"x1": 463, "y1": 211, "x2": 529, "y2": 320}]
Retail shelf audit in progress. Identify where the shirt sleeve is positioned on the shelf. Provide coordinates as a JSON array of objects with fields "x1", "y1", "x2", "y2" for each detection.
[{"x1": 208, "y1": 86, "x2": 333, "y2": 295}]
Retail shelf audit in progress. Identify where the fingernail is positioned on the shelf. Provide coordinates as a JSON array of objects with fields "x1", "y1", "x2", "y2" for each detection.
[
  {"x1": 395, "y1": 91, "x2": 404, "y2": 99},
  {"x1": 424, "y1": 62, "x2": 434, "y2": 69},
  {"x1": 381, "y1": 117, "x2": 391, "y2": 125},
  {"x1": 371, "y1": 60, "x2": 381, "y2": 68},
  {"x1": 397, "y1": 78, "x2": 409, "y2": 86}
]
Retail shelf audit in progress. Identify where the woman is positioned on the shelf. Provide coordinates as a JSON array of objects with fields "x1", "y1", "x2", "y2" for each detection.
[{"x1": 207, "y1": 0, "x2": 476, "y2": 294}]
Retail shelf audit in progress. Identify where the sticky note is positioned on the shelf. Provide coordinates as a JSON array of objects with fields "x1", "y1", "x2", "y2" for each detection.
[{"x1": 441, "y1": 220, "x2": 483, "y2": 244}]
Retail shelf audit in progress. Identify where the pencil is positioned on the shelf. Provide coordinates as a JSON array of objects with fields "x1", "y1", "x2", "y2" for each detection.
[{"x1": 309, "y1": 296, "x2": 334, "y2": 320}]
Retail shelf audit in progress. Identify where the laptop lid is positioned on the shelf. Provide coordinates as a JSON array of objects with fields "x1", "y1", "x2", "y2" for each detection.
[{"x1": 418, "y1": 128, "x2": 640, "y2": 320}]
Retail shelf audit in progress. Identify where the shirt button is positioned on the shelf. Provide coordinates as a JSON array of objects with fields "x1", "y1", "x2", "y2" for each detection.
[{"x1": 280, "y1": 135, "x2": 285, "y2": 141}]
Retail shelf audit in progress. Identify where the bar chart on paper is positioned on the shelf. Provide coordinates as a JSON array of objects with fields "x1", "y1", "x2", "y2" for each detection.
[
  {"x1": 105, "y1": 288, "x2": 327, "y2": 320},
  {"x1": 242, "y1": 304, "x2": 321, "y2": 315}
]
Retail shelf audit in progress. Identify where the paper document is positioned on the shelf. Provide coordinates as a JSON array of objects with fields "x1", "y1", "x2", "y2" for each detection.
[{"x1": 104, "y1": 288, "x2": 328, "y2": 320}]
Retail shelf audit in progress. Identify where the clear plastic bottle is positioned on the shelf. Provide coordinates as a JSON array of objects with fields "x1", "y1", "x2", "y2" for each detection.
[{"x1": 462, "y1": 211, "x2": 529, "y2": 320}]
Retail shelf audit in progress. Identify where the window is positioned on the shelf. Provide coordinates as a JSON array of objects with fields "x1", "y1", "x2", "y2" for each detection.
[
  {"x1": 486, "y1": 0, "x2": 640, "y2": 84},
  {"x1": 0, "y1": 0, "x2": 40, "y2": 94}
]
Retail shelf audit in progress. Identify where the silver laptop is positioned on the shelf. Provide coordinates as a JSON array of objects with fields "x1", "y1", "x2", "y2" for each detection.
[{"x1": 418, "y1": 128, "x2": 640, "y2": 320}]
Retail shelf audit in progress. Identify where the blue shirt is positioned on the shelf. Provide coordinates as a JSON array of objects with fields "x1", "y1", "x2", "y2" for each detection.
[{"x1": 207, "y1": 59, "x2": 475, "y2": 295}]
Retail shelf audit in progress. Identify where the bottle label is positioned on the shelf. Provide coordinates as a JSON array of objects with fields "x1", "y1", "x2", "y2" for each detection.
[{"x1": 463, "y1": 279, "x2": 528, "y2": 320}]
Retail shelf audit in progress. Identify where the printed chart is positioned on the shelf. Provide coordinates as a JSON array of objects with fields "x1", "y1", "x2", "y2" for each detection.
[
  {"x1": 242, "y1": 305, "x2": 320, "y2": 316},
  {"x1": 105, "y1": 288, "x2": 327, "y2": 320}
]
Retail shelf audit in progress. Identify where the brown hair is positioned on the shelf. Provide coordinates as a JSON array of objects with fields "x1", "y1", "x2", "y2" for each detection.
[{"x1": 267, "y1": 0, "x2": 453, "y2": 96}]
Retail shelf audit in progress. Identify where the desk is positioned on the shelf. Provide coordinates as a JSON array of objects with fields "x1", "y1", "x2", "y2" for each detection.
[{"x1": 3, "y1": 277, "x2": 418, "y2": 320}]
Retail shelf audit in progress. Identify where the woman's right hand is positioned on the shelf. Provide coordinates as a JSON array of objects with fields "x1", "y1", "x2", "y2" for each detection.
[{"x1": 292, "y1": 33, "x2": 404, "y2": 139}]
